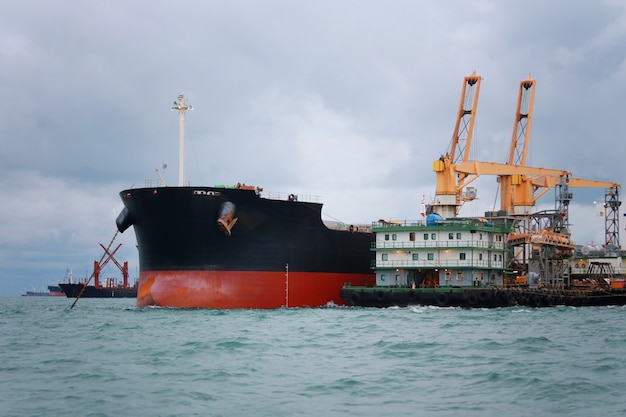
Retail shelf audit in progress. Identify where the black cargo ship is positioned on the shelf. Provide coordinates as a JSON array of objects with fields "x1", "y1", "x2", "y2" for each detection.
[
  {"x1": 59, "y1": 283, "x2": 136, "y2": 298},
  {"x1": 116, "y1": 184, "x2": 375, "y2": 308}
]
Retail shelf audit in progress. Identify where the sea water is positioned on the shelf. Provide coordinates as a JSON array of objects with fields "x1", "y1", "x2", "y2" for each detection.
[{"x1": 1, "y1": 297, "x2": 625, "y2": 417}]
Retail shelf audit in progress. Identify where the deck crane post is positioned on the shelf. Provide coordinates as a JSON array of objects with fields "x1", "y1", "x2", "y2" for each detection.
[
  {"x1": 432, "y1": 72, "x2": 482, "y2": 218},
  {"x1": 507, "y1": 76, "x2": 535, "y2": 167},
  {"x1": 498, "y1": 76, "x2": 537, "y2": 215}
]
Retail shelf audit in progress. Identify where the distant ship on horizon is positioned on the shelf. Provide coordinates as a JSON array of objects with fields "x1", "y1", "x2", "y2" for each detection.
[{"x1": 22, "y1": 285, "x2": 64, "y2": 297}]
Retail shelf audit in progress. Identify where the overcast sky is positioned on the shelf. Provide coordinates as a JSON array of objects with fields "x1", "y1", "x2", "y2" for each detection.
[{"x1": 2, "y1": 0, "x2": 625, "y2": 296}]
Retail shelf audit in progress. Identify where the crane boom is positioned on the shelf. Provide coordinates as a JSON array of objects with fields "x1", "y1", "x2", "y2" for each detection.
[
  {"x1": 452, "y1": 162, "x2": 569, "y2": 207},
  {"x1": 453, "y1": 161, "x2": 567, "y2": 177},
  {"x1": 530, "y1": 175, "x2": 620, "y2": 190}
]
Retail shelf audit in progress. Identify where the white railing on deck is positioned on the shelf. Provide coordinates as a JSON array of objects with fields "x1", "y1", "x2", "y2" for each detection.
[
  {"x1": 374, "y1": 240, "x2": 506, "y2": 250},
  {"x1": 374, "y1": 259, "x2": 504, "y2": 269},
  {"x1": 373, "y1": 220, "x2": 426, "y2": 228}
]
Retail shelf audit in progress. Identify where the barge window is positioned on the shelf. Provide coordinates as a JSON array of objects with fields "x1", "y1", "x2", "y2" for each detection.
[
  {"x1": 456, "y1": 233, "x2": 462, "y2": 239},
  {"x1": 412, "y1": 253, "x2": 419, "y2": 261},
  {"x1": 392, "y1": 234, "x2": 397, "y2": 241},
  {"x1": 459, "y1": 253, "x2": 466, "y2": 260},
  {"x1": 479, "y1": 233, "x2": 483, "y2": 240},
  {"x1": 445, "y1": 271, "x2": 452, "y2": 281},
  {"x1": 382, "y1": 254, "x2": 388, "y2": 261},
  {"x1": 448, "y1": 233, "x2": 454, "y2": 239},
  {"x1": 409, "y1": 232, "x2": 415, "y2": 241},
  {"x1": 456, "y1": 272, "x2": 464, "y2": 281},
  {"x1": 427, "y1": 253, "x2": 434, "y2": 261},
  {"x1": 431, "y1": 233, "x2": 436, "y2": 240},
  {"x1": 385, "y1": 234, "x2": 390, "y2": 241},
  {"x1": 479, "y1": 253, "x2": 483, "y2": 261},
  {"x1": 423, "y1": 233, "x2": 429, "y2": 240}
]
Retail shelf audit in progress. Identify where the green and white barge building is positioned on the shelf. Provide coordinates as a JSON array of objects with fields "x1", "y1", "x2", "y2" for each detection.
[{"x1": 340, "y1": 213, "x2": 626, "y2": 307}]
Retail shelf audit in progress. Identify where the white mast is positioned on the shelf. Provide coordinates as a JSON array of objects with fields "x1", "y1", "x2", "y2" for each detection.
[{"x1": 171, "y1": 94, "x2": 192, "y2": 186}]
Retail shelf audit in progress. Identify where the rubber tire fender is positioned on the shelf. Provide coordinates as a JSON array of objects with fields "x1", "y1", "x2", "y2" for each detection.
[
  {"x1": 436, "y1": 293, "x2": 449, "y2": 306},
  {"x1": 350, "y1": 292, "x2": 361, "y2": 305},
  {"x1": 466, "y1": 293, "x2": 478, "y2": 305}
]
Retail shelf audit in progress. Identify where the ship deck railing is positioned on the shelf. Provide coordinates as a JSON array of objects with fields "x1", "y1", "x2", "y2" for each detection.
[
  {"x1": 373, "y1": 240, "x2": 506, "y2": 250},
  {"x1": 260, "y1": 191, "x2": 322, "y2": 203},
  {"x1": 372, "y1": 219, "x2": 494, "y2": 228},
  {"x1": 373, "y1": 259, "x2": 505, "y2": 269}
]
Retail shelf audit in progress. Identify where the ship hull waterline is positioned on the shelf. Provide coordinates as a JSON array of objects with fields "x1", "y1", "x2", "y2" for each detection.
[{"x1": 138, "y1": 270, "x2": 373, "y2": 308}]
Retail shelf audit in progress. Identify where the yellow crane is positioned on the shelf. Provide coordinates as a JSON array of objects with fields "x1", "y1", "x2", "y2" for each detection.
[
  {"x1": 432, "y1": 74, "x2": 621, "y2": 247},
  {"x1": 431, "y1": 74, "x2": 569, "y2": 218}
]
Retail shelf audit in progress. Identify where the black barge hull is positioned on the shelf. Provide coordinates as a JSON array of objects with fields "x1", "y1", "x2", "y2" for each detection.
[{"x1": 340, "y1": 286, "x2": 626, "y2": 308}]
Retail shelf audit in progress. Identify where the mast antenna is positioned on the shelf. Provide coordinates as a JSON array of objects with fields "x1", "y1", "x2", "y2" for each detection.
[{"x1": 171, "y1": 93, "x2": 192, "y2": 186}]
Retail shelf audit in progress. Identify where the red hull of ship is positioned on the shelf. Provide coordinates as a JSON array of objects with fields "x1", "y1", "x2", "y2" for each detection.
[{"x1": 137, "y1": 271, "x2": 374, "y2": 308}]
